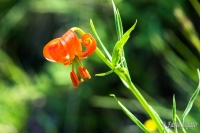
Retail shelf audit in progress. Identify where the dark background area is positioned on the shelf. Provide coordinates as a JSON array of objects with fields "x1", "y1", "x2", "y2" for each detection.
[{"x1": 0, "y1": 0, "x2": 199, "y2": 133}]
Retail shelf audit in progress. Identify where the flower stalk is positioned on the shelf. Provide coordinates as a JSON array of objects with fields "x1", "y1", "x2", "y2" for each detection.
[{"x1": 95, "y1": 46, "x2": 166, "y2": 132}]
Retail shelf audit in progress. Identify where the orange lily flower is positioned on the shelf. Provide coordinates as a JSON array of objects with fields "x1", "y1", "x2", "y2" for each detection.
[{"x1": 43, "y1": 27, "x2": 97, "y2": 88}]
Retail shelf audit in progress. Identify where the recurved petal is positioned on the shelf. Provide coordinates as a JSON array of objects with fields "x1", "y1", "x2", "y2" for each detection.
[{"x1": 77, "y1": 33, "x2": 97, "y2": 58}]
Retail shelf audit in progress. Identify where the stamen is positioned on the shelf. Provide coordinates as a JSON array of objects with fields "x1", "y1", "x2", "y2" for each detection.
[
  {"x1": 70, "y1": 71, "x2": 78, "y2": 88},
  {"x1": 71, "y1": 69, "x2": 80, "y2": 83},
  {"x1": 79, "y1": 67, "x2": 88, "y2": 78},
  {"x1": 83, "y1": 67, "x2": 91, "y2": 79},
  {"x1": 73, "y1": 59, "x2": 84, "y2": 83},
  {"x1": 79, "y1": 67, "x2": 91, "y2": 79}
]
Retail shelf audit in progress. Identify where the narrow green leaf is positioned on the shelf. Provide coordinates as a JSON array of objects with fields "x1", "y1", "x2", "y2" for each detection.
[
  {"x1": 95, "y1": 58, "x2": 125, "y2": 76},
  {"x1": 114, "y1": 13, "x2": 120, "y2": 40},
  {"x1": 112, "y1": 0, "x2": 123, "y2": 40},
  {"x1": 115, "y1": 9, "x2": 127, "y2": 68},
  {"x1": 148, "y1": 105, "x2": 163, "y2": 125},
  {"x1": 111, "y1": 0, "x2": 117, "y2": 22},
  {"x1": 148, "y1": 105, "x2": 171, "y2": 133},
  {"x1": 120, "y1": 77, "x2": 130, "y2": 88},
  {"x1": 95, "y1": 69, "x2": 114, "y2": 76},
  {"x1": 123, "y1": 19, "x2": 137, "y2": 38},
  {"x1": 116, "y1": 9, "x2": 123, "y2": 39},
  {"x1": 181, "y1": 69, "x2": 200, "y2": 123},
  {"x1": 90, "y1": 19, "x2": 112, "y2": 61},
  {"x1": 114, "y1": 9, "x2": 123, "y2": 40},
  {"x1": 112, "y1": 20, "x2": 137, "y2": 66},
  {"x1": 111, "y1": 0, "x2": 128, "y2": 68},
  {"x1": 172, "y1": 95, "x2": 178, "y2": 133},
  {"x1": 176, "y1": 115, "x2": 187, "y2": 133},
  {"x1": 110, "y1": 94, "x2": 150, "y2": 133}
]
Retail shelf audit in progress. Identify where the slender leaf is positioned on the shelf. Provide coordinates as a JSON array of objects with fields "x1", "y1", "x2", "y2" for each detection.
[
  {"x1": 181, "y1": 69, "x2": 200, "y2": 123},
  {"x1": 111, "y1": 0, "x2": 129, "y2": 69},
  {"x1": 116, "y1": 9, "x2": 123, "y2": 39},
  {"x1": 95, "y1": 58, "x2": 125, "y2": 76},
  {"x1": 148, "y1": 105, "x2": 164, "y2": 126},
  {"x1": 148, "y1": 105, "x2": 171, "y2": 133},
  {"x1": 110, "y1": 94, "x2": 150, "y2": 133},
  {"x1": 176, "y1": 115, "x2": 186, "y2": 133},
  {"x1": 111, "y1": 0, "x2": 122, "y2": 40},
  {"x1": 95, "y1": 69, "x2": 114, "y2": 76},
  {"x1": 115, "y1": 9, "x2": 127, "y2": 68},
  {"x1": 90, "y1": 19, "x2": 112, "y2": 61}
]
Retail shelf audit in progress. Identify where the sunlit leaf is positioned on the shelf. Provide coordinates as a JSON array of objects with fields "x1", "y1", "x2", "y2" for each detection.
[
  {"x1": 111, "y1": 0, "x2": 123, "y2": 40},
  {"x1": 111, "y1": 20, "x2": 137, "y2": 66},
  {"x1": 181, "y1": 69, "x2": 200, "y2": 123},
  {"x1": 90, "y1": 19, "x2": 112, "y2": 61},
  {"x1": 95, "y1": 69, "x2": 114, "y2": 76},
  {"x1": 110, "y1": 94, "x2": 150, "y2": 133},
  {"x1": 176, "y1": 115, "x2": 186, "y2": 133}
]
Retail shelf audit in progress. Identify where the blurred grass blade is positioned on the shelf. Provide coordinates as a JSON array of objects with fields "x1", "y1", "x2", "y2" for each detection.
[
  {"x1": 176, "y1": 115, "x2": 186, "y2": 133},
  {"x1": 90, "y1": 19, "x2": 112, "y2": 61},
  {"x1": 110, "y1": 94, "x2": 150, "y2": 133},
  {"x1": 189, "y1": 0, "x2": 200, "y2": 17},
  {"x1": 172, "y1": 95, "x2": 178, "y2": 133},
  {"x1": 112, "y1": 20, "x2": 137, "y2": 66},
  {"x1": 0, "y1": 0, "x2": 27, "y2": 45},
  {"x1": 181, "y1": 69, "x2": 200, "y2": 123},
  {"x1": 174, "y1": 7, "x2": 200, "y2": 53}
]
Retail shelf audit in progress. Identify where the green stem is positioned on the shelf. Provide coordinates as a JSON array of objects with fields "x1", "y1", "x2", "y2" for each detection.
[
  {"x1": 95, "y1": 47, "x2": 167, "y2": 133},
  {"x1": 128, "y1": 81, "x2": 164, "y2": 133}
]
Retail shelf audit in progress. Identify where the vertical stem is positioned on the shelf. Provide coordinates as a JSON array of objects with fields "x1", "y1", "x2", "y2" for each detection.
[
  {"x1": 95, "y1": 47, "x2": 167, "y2": 132},
  {"x1": 128, "y1": 80, "x2": 164, "y2": 133}
]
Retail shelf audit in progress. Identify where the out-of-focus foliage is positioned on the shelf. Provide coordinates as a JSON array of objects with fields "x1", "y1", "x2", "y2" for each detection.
[{"x1": 0, "y1": 0, "x2": 199, "y2": 133}]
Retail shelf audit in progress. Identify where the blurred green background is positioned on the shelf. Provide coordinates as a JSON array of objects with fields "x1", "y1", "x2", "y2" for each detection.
[{"x1": 0, "y1": 0, "x2": 199, "y2": 133}]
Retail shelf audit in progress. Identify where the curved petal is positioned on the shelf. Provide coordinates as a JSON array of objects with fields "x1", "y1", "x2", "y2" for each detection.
[
  {"x1": 60, "y1": 30, "x2": 82, "y2": 54},
  {"x1": 43, "y1": 38, "x2": 73, "y2": 65},
  {"x1": 77, "y1": 33, "x2": 97, "y2": 58},
  {"x1": 43, "y1": 38, "x2": 60, "y2": 62}
]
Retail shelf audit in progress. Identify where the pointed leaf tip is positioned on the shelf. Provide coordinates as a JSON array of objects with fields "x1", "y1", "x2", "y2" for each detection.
[{"x1": 110, "y1": 94, "x2": 115, "y2": 97}]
